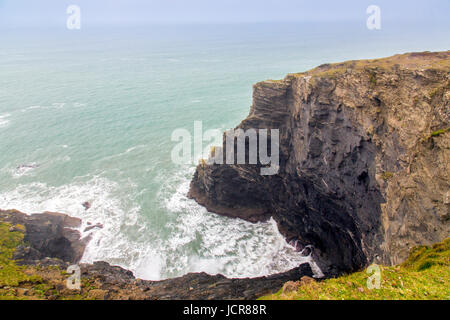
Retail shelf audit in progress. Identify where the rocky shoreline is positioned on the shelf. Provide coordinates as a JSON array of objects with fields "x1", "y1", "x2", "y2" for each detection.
[
  {"x1": 189, "y1": 51, "x2": 450, "y2": 276},
  {"x1": 0, "y1": 209, "x2": 314, "y2": 300},
  {"x1": 1, "y1": 51, "x2": 448, "y2": 299}
]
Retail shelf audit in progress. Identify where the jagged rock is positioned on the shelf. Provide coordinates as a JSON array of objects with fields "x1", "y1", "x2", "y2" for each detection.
[
  {"x1": 2, "y1": 51, "x2": 448, "y2": 299},
  {"x1": 82, "y1": 202, "x2": 91, "y2": 211},
  {"x1": 77, "y1": 260, "x2": 313, "y2": 300},
  {"x1": 134, "y1": 263, "x2": 313, "y2": 300},
  {"x1": 0, "y1": 209, "x2": 89, "y2": 264},
  {"x1": 84, "y1": 223, "x2": 103, "y2": 233},
  {"x1": 189, "y1": 51, "x2": 450, "y2": 276}
]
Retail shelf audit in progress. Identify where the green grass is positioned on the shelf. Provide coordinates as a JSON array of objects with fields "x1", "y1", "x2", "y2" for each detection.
[
  {"x1": 0, "y1": 222, "x2": 40, "y2": 286},
  {"x1": 260, "y1": 238, "x2": 450, "y2": 300},
  {"x1": 0, "y1": 222, "x2": 42, "y2": 300},
  {"x1": 430, "y1": 128, "x2": 450, "y2": 137},
  {"x1": 3, "y1": 220, "x2": 449, "y2": 300},
  {"x1": 0, "y1": 221, "x2": 96, "y2": 300}
]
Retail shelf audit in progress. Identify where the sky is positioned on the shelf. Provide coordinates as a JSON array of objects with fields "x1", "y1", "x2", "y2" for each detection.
[{"x1": 0, "y1": 0, "x2": 449, "y2": 26}]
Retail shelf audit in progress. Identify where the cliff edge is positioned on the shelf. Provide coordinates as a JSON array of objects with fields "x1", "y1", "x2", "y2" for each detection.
[
  {"x1": 0, "y1": 209, "x2": 313, "y2": 300},
  {"x1": 189, "y1": 51, "x2": 450, "y2": 276}
]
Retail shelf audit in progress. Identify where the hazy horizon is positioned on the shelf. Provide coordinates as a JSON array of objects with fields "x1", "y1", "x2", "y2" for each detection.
[
  {"x1": 1, "y1": 0, "x2": 449, "y2": 27},
  {"x1": 1, "y1": 0, "x2": 449, "y2": 282}
]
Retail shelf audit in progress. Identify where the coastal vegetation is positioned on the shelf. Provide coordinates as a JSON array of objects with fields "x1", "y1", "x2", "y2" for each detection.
[
  {"x1": 261, "y1": 238, "x2": 450, "y2": 300},
  {"x1": 2, "y1": 219, "x2": 448, "y2": 300},
  {"x1": 0, "y1": 221, "x2": 92, "y2": 300}
]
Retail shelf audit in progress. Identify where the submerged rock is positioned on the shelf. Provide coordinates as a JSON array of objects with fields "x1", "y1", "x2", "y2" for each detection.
[
  {"x1": 82, "y1": 202, "x2": 91, "y2": 211},
  {"x1": 84, "y1": 222, "x2": 103, "y2": 232},
  {"x1": 16, "y1": 164, "x2": 39, "y2": 170}
]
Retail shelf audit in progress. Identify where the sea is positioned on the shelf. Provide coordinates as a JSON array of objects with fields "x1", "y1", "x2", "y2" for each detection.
[{"x1": 0, "y1": 20, "x2": 448, "y2": 280}]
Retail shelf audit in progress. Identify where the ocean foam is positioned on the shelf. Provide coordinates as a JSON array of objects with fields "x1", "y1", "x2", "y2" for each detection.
[
  {"x1": 12, "y1": 163, "x2": 40, "y2": 178},
  {"x1": 21, "y1": 102, "x2": 86, "y2": 113},
  {"x1": 158, "y1": 166, "x2": 313, "y2": 279},
  {"x1": 0, "y1": 113, "x2": 11, "y2": 128},
  {"x1": 7, "y1": 154, "x2": 71, "y2": 179},
  {"x1": 0, "y1": 176, "x2": 147, "y2": 275},
  {"x1": 0, "y1": 169, "x2": 321, "y2": 280}
]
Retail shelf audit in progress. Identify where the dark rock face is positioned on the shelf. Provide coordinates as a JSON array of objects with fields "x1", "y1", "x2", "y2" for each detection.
[
  {"x1": 0, "y1": 209, "x2": 89, "y2": 264},
  {"x1": 189, "y1": 51, "x2": 450, "y2": 276},
  {"x1": 81, "y1": 261, "x2": 313, "y2": 300}
]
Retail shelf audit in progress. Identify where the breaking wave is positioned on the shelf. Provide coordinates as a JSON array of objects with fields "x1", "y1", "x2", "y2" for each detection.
[
  {"x1": 0, "y1": 168, "x2": 314, "y2": 280},
  {"x1": 0, "y1": 113, "x2": 11, "y2": 128}
]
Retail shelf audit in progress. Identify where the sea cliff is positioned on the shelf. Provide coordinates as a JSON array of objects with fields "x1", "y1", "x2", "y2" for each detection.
[
  {"x1": 1, "y1": 51, "x2": 449, "y2": 300},
  {"x1": 189, "y1": 51, "x2": 450, "y2": 276}
]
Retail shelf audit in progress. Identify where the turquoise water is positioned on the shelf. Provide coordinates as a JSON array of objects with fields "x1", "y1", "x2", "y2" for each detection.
[{"x1": 0, "y1": 22, "x2": 449, "y2": 280}]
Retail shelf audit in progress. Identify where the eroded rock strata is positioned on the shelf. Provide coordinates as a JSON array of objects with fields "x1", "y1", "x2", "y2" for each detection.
[{"x1": 189, "y1": 51, "x2": 450, "y2": 276}]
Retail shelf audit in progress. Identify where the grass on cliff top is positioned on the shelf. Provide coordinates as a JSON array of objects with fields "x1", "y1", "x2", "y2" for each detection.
[
  {"x1": 0, "y1": 222, "x2": 42, "y2": 299},
  {"x1": 0, "y1": 221, "x2": 95, "y2": 300},
  {"x1": 288, "y1": 51, "x2": 450, "y2": 80},
  {"x1": 0, "y1": 222, "x2": 36, "y2": 286},
  {"x1": 260, "y1": 238, "x2": 450, "y2": 300}
]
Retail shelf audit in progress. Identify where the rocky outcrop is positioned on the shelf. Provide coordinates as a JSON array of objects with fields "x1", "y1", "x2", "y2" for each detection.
[
  {"x1": 0, "y1": 209, "x2": 89, "y2": 265},
  {"x1": 189, "y1": 51, "x2": 450, "y2": 276},
  {"x1": 78, "y1": 261, "x2": 312, "y2": 300},
  {"x1": 0, "y1": 209, "x2": 313, "y2": 300}
]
